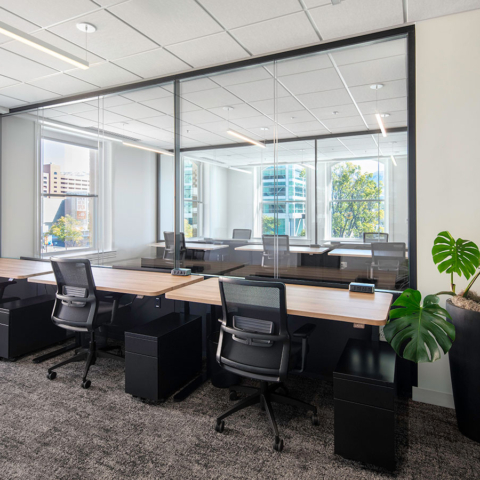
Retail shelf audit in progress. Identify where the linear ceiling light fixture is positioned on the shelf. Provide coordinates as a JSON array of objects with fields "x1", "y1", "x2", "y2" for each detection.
[
  {"x1": 123, "y1": 142, "x2": 174, "y2": 156},
  {"x1": 375, "y1": 113, "x2": 387, "y2": 137},
  {"x1": 390, "y1": 155, "x2": 397, "y2": 166},
  {"x1": 42, "y1": 121, "x2": 122, "y2": 142},
  {"x1": 0, "y1": 21, "x2": 89, "y2": 69},
  {"x1": 227, "y1": 130, "x2": 266, "y2": 148},
  {"x1": 301, "y1": 163, "x2": 315, "y2": 170},
  {"x1": 229, "y1": 167, "x2": 252, "y2": 174}
]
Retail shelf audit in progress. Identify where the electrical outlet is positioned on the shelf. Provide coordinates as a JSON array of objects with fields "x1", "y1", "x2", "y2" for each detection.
[
  {"x1": 340, "y1": 261, "x2": 347, "y2": 270},
  {"x1": 353, "y1": 323, "x2": 365, "y2": 329},
  {"x1": 379, "y1": 326, "x2": 386, "y2": 342}
]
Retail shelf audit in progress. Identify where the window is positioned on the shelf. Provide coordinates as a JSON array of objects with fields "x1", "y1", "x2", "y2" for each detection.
[
  {"x1": 329, "y1": 160, "x2": 385, "y2": 240},
  {"x1": 261, "y1": 164, "x2": 307, "y2": 237},
  {"x1": 41, "y1": 139, "x2": 97, "y2": 255},
  {"x1": 183, "y1": 159, "x2": 201, "y2": 238}
]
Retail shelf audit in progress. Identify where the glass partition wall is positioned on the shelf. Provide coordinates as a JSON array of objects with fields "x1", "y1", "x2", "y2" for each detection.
[{"x1": 4, "y1": 29, "x2": 411, "y2": 292}]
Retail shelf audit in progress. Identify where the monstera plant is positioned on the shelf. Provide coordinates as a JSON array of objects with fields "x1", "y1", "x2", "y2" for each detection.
[
  {"x1": 384, "y1": 231, "x2": 480, "y2": 363},
  {"x1": 384, "y1": 231, "x2": 480, "y2": 442}
]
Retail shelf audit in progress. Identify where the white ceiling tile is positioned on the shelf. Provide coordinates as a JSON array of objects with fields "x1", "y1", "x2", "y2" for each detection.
[
  {"x1": 296, "y1": 88, "x2": 352, "y2": 109},
  {"x1": 55, "y1": 102, "x2": 97, "y2": 114},
  {"x1": 0, "y1": 0, "x2": 98, "y2": 27},
  {"x1": 309, "y1": 0, "x2": 404, "y2": 40},
  {"x1": 1, "y1": 30, "x2": 104, "y2": 71},
  {"x1": 408, "y1": 0, "x2": 480, "y2": 22},
  {"x1": 0, "y1": 9, "x2": 38, "y2": 44},
  {"x1": 364, "y1": 111, "x2": 407, "y2": 126},
  {"x1": 49, "y1": 10, "x2": 158, "y2": 60},
  {"x1": 0, "y1": 83, "x2": 59, "y2": 102},
  {"x1": 233, "y1": 115, "x2": 275, "y2": 129},
  {"x1": 208, "y1": 103, "x2": 262, "y2": 120},
  {"x1": 349, "y1": 79, "x2": 406, "y2": 103},
  {"x1": 67, "y1": 62, "x2": 141, "y2": 87},
  {"x1": 309, "y1": 104, "x2": 358, "y2": 119},
  {"x1": 0, "y1": 75, "x2": 18, "y2": 88},
  {"x1": 339, "y1": 55, "x2": 406, "y2": 88},
  {"x1": 332, "y1": 38, "x2": 406, "y2": 66},
  {"x1": 209, "y1": 65, "x2": 272, "y2": 87},
  {"x1": 167, "y1": 33, "x2": 248, "y2": 68},
  {"x1": 357, "y1": 97, "x2": 407, "y2": 115},
  {"x1": 232, "y1": 12, "x2": 319, "y2": 56},
  {"x1": 321, "y1": 115, "x2": 367, "y2": 130},
  {"x1": 180, "y1": 77, "x2": 218, "y2": 93},
  {"x1": 37, "y1": 108, "x2": 65, "y2": 118},
  {"x1": 50, "y1": 114, "x2": 99, "y2": 128},
  {"x1": 180, "y1": 109, "x2": 222, "y2": 124},
  {"x1": 28, "y1": 73, "x2": 98, "y2": 96},
  {"x1": 276, "y1": 110, "x2": 316, "y2": 124},
  {"x1": 226, "y1": 79, "x2": 289, "y2": 103},
  {"x1": 122, "y1": 86, "x2": 172, "y2": 103},
  {"x1": 0, "y1": 47, "x2": 57, "y2": 81},
  {"x1": 303, "y1": 0, "x2": 330, "y2": 7},
  {"x1": 107, "y1": 102, "x2": 161, "y2": 119},
  {"x1": 250, "y1": 96, "x2": 303, "y2": 115},
  {"x1": 90, "y1": 95, "x2": 133, "y2": 108},
  {"x1": 75, "y1": 109, "x2": 131, "y2": 124},
  {"x1": 192, "y1": 119, "x2": 230, "y2": 133},
  {"x1": 182, "y1": 87, "x2": 243, "y2": 109},
  {"x1": 0, "y1": 94, "x2": 27, "y2": 108},
  {"x1": 272, "y1": 53, "x2": 332, "y2": 77},
  {"x1": 141, "y1": 115, "x2": 174, "y2": 129},
  {"x1": 279, "y1": 120, "x2": 329, "y2": 135},
  {"x1": 198, "y1": 0, "x2": 302, "y2": 29},
  {"x1": 279, "y1": 68, "x2": 343, "y2": 95},
  {"x1": 113, "y1": 48, "x2": 190, "y2": 79},
  {"x1": 140, "y1": 96, "x2": 175, "y2": 115},
  {"x1": 109, "y1": 0, "x2": 223, "y2": 46}
]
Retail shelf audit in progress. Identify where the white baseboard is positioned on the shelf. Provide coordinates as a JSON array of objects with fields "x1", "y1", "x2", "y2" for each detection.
[{"x1": 412, "y1": 387, "x2": 455, "y2": 409}]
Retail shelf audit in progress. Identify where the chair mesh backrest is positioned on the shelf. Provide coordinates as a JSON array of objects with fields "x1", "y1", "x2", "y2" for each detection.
[
  {"x1": 218, "y1": 278, "x2": 290, "y2": 380},
  {"x1": 233, "y1": 229, "x2": 252, "y2": 240},
  {"x1": 372, "y1": 242, "x2": 406, "y2": 265},
  {"x1": 364, "y1": 232, "x2": 389, "y2": 243},
  {"x1": 262, "y1": 235, "x2": 290, "y2": 255},
  {"x1": 51, "y1": 258, "x2": 97, "y2": 328}
]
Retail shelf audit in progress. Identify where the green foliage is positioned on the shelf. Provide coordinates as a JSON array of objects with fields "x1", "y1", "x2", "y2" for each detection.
[
  {"x1": 47, "y1": 215, "x2": 83, "y2": 250},
  {"x1": 184, "y1": 219, "x2": 194, "y2": 239},
  {"x1": 384, "y1": 289, "x2": 455, "y2": 363},
  {"x1": 262, "y1": 215, "x2": 275, "y2": 235},
  {"x1": 330, "y1": 162, "x2": 384, "y2": 238},
  {"x1": 432, "y1": 231, "x2": 480, "y2": 295}
]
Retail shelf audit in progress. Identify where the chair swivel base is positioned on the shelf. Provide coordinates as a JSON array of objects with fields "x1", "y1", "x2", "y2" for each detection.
[
  {"x1": 47, "y1": 343, "x2": 123, "y2": 389},
  {"x1": 214, "y1": 381, "x2": 319, "y2": 452}
]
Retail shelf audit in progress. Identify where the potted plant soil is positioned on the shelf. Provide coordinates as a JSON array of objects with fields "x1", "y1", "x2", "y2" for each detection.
[{"x1": 384, "y1": 231, "x2": 480, "y2": 442}]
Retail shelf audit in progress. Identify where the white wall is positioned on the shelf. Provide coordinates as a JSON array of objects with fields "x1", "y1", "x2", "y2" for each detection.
[
  {"x1": 159, "y1": 155, "x2": 174, "y2": 239},
  {"x1": 414, "y1": 9, "x2": 480, "y2": 408},
  {"x1": 203, "y1": 164, "x2": 228, "y2": 238},
  {"x1": 226, "y1": 168, "x2": 254, "y2": 237},
  {"x1": 1, "y1": 115, "x2": 36, "y2": 258},
  {"x1": 111, "y1": 142, "x2": 156, "y2": 262}
]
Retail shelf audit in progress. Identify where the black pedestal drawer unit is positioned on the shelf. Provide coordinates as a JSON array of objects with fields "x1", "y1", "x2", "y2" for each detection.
[
  {"x1": 334, "y1": 339, "x2": 397, "y2": 471},
  {"x1": 0, "y1": 295, "x2": 66, "y2": 360},
  {"x1": 125, "y1": 313, "x2": 202, "y2": 403}
]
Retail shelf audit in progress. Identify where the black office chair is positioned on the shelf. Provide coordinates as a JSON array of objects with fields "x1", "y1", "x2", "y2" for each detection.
[
  {"x1": 232, "y1": 229, "x2": 252, "y2": 240},
  {"x1": 363, "y1": 232, "x2": 389, "y2": 243},
  {"x1": 370, "y1": 242, "x2": 406, "y2": 284},
  {"x1": 262, "y1": 235, "x2": 290, "y2": 267},
  {"x1": 46, "y1": 258, "x2": 125, "y2": 389},
  {"x1": 214, "y1": 278, "x2": 318, "y2": 451},
  {"x1": 163, "y1": 231, "x2": 187, "y2": 261}
]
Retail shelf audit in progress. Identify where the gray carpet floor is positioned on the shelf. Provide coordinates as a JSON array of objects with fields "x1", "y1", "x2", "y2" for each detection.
[{"x1": 0, "y1": 347, "x2": 479, "y2": 480}]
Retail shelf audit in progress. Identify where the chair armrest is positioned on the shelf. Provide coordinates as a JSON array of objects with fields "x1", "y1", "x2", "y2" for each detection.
[{"x1": 292, "y1": 323, "x2": 316, "y2": 339}]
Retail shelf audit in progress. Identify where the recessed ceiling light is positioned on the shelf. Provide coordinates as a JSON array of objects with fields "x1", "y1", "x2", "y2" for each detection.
[
  {"x1": 223, "y1": 106, "x2": 234, "y2": 111},
  {"x1": 76, "y1": 23, "x2": 96, "y2": 33},
  {"x1": 227, "y1": 130, "x2": 265, "y2": 148},
  {"x1": 291, "y1": 116, "x2": 296, "y2": 120},
  {"x1": 260, "y1": 127, "x2": 269, "y2": 131},
  {"x1": 332, "y1": 111, "x2": 339, "y2": 115},
  {"x1": 380, "y1": 113, "x2": 391, "y2": 118},
  {"x1": 370, "y1": 84, "x2": 384, "y2": 90}
]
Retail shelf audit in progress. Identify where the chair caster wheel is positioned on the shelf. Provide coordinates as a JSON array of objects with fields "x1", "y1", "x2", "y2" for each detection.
[
  {"x1": 215, "y1": 420, "x2": 225, "y2": 433},
  {"x1": 47, "y1": 372, "x2": 57, "y2": 380},
  {"x1": 273, "y1": 437, "x2": 284, "y2": 452},
  {"x1": 229, "y1": 391, "x2": 239, "y2": 401},
  {"x1": 311, "y1": 413, "x2": 320, "y2": 426},
  {"x1": 81, "y1": 380, "x2": 91, "y2": 389}
]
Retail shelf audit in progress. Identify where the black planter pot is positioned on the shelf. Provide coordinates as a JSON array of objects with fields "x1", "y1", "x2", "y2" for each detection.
[{"x1": 447, "y1": 299, "x2": 480, "y2": 443}]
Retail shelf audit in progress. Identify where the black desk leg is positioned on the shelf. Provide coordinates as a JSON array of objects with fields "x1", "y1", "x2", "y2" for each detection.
[
  {"x1": 32, "y1": 333, "x2": 81, "y2": 364},
  {"x1": 174, "y1": 304, "x2": 215, "y2": 402}
]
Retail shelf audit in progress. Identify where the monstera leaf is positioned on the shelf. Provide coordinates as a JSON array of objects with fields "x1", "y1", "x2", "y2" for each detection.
[
  {"x1": 384, "y1": 289, "x2": 455, "y2": 363},
  {"x1": 432, "y1": 231, "x2": 480, "y2": 282}
]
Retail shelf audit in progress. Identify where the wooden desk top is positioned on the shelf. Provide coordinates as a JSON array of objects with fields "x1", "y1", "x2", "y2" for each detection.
[
  {"x1": 151, "y1": 242, "x2": 229, "y2": 251},
  {"x1": 0, "y1": 258, "x2": 53, "y2": 279},
  {"x1": 165, "y1": 277, "x2": 392, "y2": 325},
  {"x1": 235, "y1": 245, "x2": 328, "y2": 255},
  {"x1": 28, "y1": 267, "x2": 204, "y2": 297},
  {"x1": 329, "y1": 248, "x2": 408, "y2": 258}
]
